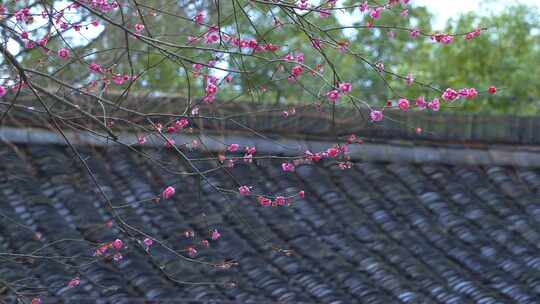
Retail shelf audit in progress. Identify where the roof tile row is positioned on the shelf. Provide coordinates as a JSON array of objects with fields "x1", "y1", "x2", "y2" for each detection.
[{"x1": 1, "y1": 144, "x2": 540, "y2": 303}]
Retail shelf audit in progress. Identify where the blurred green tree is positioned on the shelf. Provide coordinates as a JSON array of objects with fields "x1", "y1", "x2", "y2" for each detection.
[
  {"x1": 16, "y1": 1, "x2": 538, "y2": 114},
  {"x1": 422, "y1": 4, "x2": 540, "y2": 115}
]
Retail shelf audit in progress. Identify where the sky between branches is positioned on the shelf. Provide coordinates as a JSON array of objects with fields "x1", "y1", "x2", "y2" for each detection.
[
  {"x1": 336, "y1": 0, "x2": 540, "y2": 29},
  {"x1": 415, "y1": 0, "x2": 540, "y2": 29}
]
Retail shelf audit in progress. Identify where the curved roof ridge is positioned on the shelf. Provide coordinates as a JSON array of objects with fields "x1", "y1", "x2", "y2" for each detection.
[
  {"x1": 2, "y1": 126, "x2": 539, "y2": 168},
  {"x1": 2, "y1": 93, "x2": 538, "y2": 145}
]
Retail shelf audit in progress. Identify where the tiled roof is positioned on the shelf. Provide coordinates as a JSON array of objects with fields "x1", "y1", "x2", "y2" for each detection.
[{"x1": 2, "y1": 142, "x2": 540, "y2": 304}]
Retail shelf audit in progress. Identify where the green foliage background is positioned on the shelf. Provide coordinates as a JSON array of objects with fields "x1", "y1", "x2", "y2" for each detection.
[{"x1": 17, "y1": 0, "x2": 540, "y2": 115}]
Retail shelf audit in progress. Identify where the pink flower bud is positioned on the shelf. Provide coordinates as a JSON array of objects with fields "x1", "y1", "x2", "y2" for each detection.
[
  {"x1": 187, "y1": 246, "x2": 198, "y2": 257},
  {"x1": 238, "y1": 186, "x2": 251, "y2": 196},
  {"x1": 113, "y1": 239, "x2": 123, "y2": 250},
  {"x1": 281, "y1": 162, "x2": 295, "y2": 172},
  {"x1": 162, "y1": 186, "x2": 176, "y2": 199},
  {"x1": 339, "y1": 82, "x2": 352, "y2": 93},
  {"x1": 211, "y1": 229, "x2": 221, "y2": 240},
  {"x1": 405, "y1": 73, "x2": 414, "y2": 86},
  {"x1": 370, "y1": 7, "x2": 382, "y2": 19},
  {"x1": 68, "y1": 277, "x2": 80, "y2": 288},
  {"x1": 184, "y1": 230, "x2": 195, "y2": 238},
  {"x1": 143, "y1": 238, "x2": 153, "y2": 247},
  {"x1": 291, "y1": 65, "x2": 304, "y2": 77},
  {"x1": 138, "y1": 135, "x2": 146, "y2": 145},
  {"x1": 257, "y1": 196, "x2": 272, "y2": 206},
  {"x1": 274, "y1": 196, "x2": 286, "y2": 206},
  {"x1": 327, "y1": 147, "x2": 339, "y2": 158},
  {"x1": 228, "y1": 144, "x2": 240, "y2": 152}
]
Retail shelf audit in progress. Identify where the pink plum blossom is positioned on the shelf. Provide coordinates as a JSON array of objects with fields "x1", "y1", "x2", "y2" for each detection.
[
  {"x1": 134, "y1": 23, "x2": 145, "y2": 33},
  {"x1": 416, "y1": 96, "x2": 427, "y2": 110},
  {"x1": 428, "y1": 98, "x2": 440, "y2": 111},
  {"x1": 57, "y1": 48, "x2": 70, "y2": 60},
  {"x1": 326, "y1": 90, "x2": 341, "y2": 103},
  {"x1": 398, "y1": 98, "x2": 410, "y2": 111},
  {"x1": 370, "y1": 110, "x2": 383, "y2": 122},
  {"x1": 442, "y1": 88, "x2": 459, "y2": 101},
  {"x1": 360, "y1": 1, "x2": 369, "y2": 12}
]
